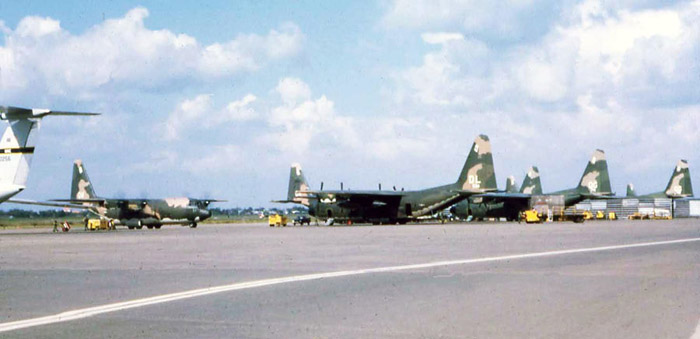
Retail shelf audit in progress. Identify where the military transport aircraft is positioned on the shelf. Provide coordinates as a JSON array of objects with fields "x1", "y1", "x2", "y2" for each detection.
[
  {"x1": 48, "y1": 160, "x2": 221, "y2": 229},
  {"x1": 452, "y1": 149, "x2": 614, "y2": 221},
  {"x1": 275, "y1": 134, "x2": 498, "y2": 224},
  {"x1": 0, "y1": 105, "x2": 99, "y2": 203},
  {"x1": 451, "y1": 166, "x2": 543, "y2": 221},
  {"x1": 627, "y1": 160, "x2": 693, "y2": 199}
]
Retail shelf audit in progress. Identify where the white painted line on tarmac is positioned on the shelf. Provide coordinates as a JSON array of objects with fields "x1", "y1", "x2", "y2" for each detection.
[
  {"x1": 1, "y1": 237, "x2": 699, "y2": 333},
  {"x1": 691, "y1": 318, "x2": 700, "y2": 339}
]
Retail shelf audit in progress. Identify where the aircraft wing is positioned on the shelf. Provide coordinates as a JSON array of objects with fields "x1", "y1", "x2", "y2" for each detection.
[
  {"x1": 6, "y1": 198, "x2": 93, "y2": 209},
  {"x1": 188, "y1": 198, "x2": 227, "y2": 208},
  {"x1": 469, "y1": 191, "x2": 532, "y2": 204},
  {"x1": 50, "y1": 198, "x2": 108, "y2": 205},
  {"x1": 307, "y1": 190, "x2": 405, "y2": 196},
  {"x1": 307, "y1": 190, "x2": 405, "y2": 209}
]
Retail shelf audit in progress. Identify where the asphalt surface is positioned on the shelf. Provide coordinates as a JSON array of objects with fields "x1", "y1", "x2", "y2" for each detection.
[{"x1": 1, "y1": 220, "x2": 699, "y2": 338}]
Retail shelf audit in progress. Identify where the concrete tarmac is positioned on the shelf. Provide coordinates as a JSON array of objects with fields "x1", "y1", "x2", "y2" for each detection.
[{"x1": 1, "y1": 220, "x2": 699, "y2": 338}]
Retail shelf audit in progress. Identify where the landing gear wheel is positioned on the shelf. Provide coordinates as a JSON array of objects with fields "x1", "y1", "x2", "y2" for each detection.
[
  {"x1": 155, "y1": 225, "x2": 161, "y2": 229},
  {"x1": 147, "y1": 225, "x2": 154, "y2": 229},
  {"x1": 190, "y1": 222, "x2": 198, "y2": 228},
  {"x1": 128, "y1": 226, "x2": 135, "y2": 230}
]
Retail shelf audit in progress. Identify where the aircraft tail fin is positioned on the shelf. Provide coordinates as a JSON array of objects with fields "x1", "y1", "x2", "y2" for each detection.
[
  {"x1": 520, "y1": 166, "x2": 543, "y2": 195},
  {"x1": 71, "y1": 159, "x2": 97, "y2": 200},
  {"x1": 626, "y1": 183, "x2": 636, "y2": 197},
  {"x1": 0, "y1": 117, "x2": 36, "y2": 192},
  {"x1": 287, "y1": 163, "x2": 311, "y2": 205},
  {"x1": 576, "y1": 149, "x2": 612, "y2": 195},
  {"x1": 505, "y1": 176, "x2": 519, "y2": 193},
  {"x1": 456, "y1": 134, "x2": 497, "y2": 192},
  {"x1": 0, "y1": 106, "x2": 99, "y2": 199},
  {"x1": 665, "y1": 159, "x2": 693, "y2": 198}
]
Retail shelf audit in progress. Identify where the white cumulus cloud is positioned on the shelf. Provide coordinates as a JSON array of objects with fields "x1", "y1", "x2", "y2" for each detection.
[{"x1": 0, "y1": 7, "x2": 304, "y2": 101}]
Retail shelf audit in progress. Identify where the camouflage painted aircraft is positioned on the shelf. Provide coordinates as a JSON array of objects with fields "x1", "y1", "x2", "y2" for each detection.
[
  {"x1": 452, "y1": 149, "x2": 614, "y2": 221},
  {"x1": 626, "y1": 160, "x2": 693, "y2": 199},
  {"x1": 276, "y1": 134, "x2": 498, "y2": 224},
  {"x1": 504, "y1": 176, "x2": 519, "y2": 194},
  {"x1": 49, "y1": 160, "x2": 221, "y2": 229},
  {"x1": 0, "y1": 106, "x2": 98, "y2": 203},
  {"x1": 451, "y1": 166, "x2": 542, "y2": 221}
]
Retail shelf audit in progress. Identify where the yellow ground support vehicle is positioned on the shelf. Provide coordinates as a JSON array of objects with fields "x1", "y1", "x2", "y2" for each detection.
[
  {"x1": 268, "y1": 214, "x2": 288, "y2": 227},
  {"x1": 522, "y1": 210, "x2": 543, "y2": 224},
  {"x1": 583, "y1": 211, "x2": 593, "y2": 220},
  {"x1": 595, "y1": 211, "x2": 605, "y2": 219},
  {"x1": 87, "y1": 219, "x2": 109, "y2": 230},
  {"x1": 608, "y1": 212, "x2": 617, "y2": 220},
  {"x1": 652, "y1": 210, "x2": 672, "y2": 220}
]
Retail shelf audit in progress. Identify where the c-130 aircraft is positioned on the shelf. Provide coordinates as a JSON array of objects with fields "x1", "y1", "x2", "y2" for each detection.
[
  {"x1": 276, "y1": 134, "x2": 498, "y2": 224},
  {"x1": 48, "y1": 160, "x2": 223, "y2": 229}
]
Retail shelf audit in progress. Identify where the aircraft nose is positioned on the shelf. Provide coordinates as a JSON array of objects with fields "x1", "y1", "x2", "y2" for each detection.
[{"x1": 199, "y1": 209, "x2": 211, "y2": 220}]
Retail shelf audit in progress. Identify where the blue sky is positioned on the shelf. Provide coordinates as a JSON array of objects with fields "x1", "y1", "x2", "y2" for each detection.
[{"x1": 1, "y1": 0, "x2": 699, "y2": 207}]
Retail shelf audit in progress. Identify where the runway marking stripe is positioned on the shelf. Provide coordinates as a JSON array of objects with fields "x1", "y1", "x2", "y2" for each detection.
[
  {"x1": 1, "y1": 237, "x2": 699, "y2": 333},
  {"x1": 691, "y1": 318, "x2": 700, "y2": 339}
]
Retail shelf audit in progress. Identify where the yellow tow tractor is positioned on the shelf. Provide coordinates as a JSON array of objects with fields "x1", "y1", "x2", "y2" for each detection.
[
  {"x1": 87, "y1": 219, "x2": 109, "y2": 230},
  {"x1": 521, "y1": 210, "x2": 544, "y2": 224},
  {"x1": 268, "y1": 214, "x2": 288, "y2": 227}
]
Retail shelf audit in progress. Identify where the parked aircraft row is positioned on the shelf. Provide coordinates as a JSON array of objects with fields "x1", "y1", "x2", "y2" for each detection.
[
  {"x1": 1, "y1": 105, "x2": 221, "y2": 228},
  {"x1": 277, "y1": 135, "x2": 694, "y2": 224},
  {"x1": 1, "y1": 104, "x2": 692, "y2": 229}
]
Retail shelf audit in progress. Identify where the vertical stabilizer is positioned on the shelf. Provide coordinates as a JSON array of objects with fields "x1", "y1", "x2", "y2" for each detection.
[
  {"x1": 520, "y1": 166, "x2": 543, "y2": 195},
  {"x1": 505, "y1": 176, "x2": 519, "y2": 193},
  {"x1": 456, "y1": 134, "x2": 497, "y2": 192},
  {"x1": 287, "y1": 163, "x2": 311, "y2": 206},
  {"x1": 665, "y1": 159, "x2": 693, "y2": 198},
  {"x1": 71, "y1": 159, "x2": 97, "y2": 199},
  {"x1": 626, "y1": 183, "x2": 636, "y2": 197},
  {"x1": 0, "y1": 118, "x2": 37, "y2": 191},
  {"x1": 576, "y1": 149, "x2": 612, "y2": 195}
]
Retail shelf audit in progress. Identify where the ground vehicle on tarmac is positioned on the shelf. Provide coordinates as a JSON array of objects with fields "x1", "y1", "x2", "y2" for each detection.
[
  {"x1": 269, "y1": 214, "x2": 288, "y2": 227},
  {"x1": 87, "y1": 219, "x2": 109, "y2": 230},
  {"x1": 293, "y1": 215, "x2": 311, "y2": 225}
]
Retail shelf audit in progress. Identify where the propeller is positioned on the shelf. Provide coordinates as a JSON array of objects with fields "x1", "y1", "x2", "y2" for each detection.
[
  {"x1": 378, "y1": 183, "x2": 382, "y2": 190},
  {"x1": 320, "y1": 182, "x2": 324, "y2": 191},
  {"x1": 341, "y1": 182, "x2": 344, "y2": 190}
]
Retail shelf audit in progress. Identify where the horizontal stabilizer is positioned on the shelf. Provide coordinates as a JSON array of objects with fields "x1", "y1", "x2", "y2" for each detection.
[
  {"x1": 451, "y1": 188, "x2": 497, "y2": 196},
  {"x1": 580, "y1": 192, "x2": 616, "y2": 199},
  {"x1": 0, "y1": 106, "x2": 100, "y2": 120},
  {"x1": 271, "y1": 200, "x2": 299, "y2": 203}
]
